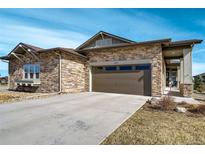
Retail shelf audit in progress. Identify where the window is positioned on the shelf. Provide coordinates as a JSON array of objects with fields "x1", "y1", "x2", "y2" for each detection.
[
  {"x1": 119, "y1": 66, "x2": 133, "y2": 70},
  {"x1": 105, "y1": 66, "x2": 117, "y2": 71},
  {"x1": 135, "y1": 64, "x2": 150, "y2": 70},
  {"x1": 23, "y1": 64, "x2": 40, "y2": 79},
  {"x1": 35, "y1": 65, "x2": 40, "y2": 79},
  {"x1": 96, "y1": 39, "x2": 112, "y2": 47}
]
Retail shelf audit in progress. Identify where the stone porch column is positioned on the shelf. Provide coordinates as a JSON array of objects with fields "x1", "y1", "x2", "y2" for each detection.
[{"x1": 179, "y1": 48, "x2": 193, "y2": 97}]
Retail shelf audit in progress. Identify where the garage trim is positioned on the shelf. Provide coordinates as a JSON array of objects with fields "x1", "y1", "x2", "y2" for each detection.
[{"x1": 89, "y1": 59, "x2": 152, "y2": 66}]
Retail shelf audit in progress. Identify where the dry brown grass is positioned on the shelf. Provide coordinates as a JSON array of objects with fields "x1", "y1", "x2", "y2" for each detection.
[
  {"x1": 0, "y1": 91, "x2": 51, "y2": 104},
  {"x1": 0, "y1": 93, "x2": 19, "y2": 103},
  {"x1": 101, "y1": 103, "x2": 205, "y2": 145}
]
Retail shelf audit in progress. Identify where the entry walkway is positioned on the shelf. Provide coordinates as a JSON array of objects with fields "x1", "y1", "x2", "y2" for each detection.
[{"x1": 163, "y1": 87, "x2": 200, "y2": 104}]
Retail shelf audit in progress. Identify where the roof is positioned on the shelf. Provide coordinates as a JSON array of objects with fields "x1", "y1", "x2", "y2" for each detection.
[
  {"x1": 76, "y1": 31, "x2": 136, "y2": 50},
  {"x1": 0, "y1": 31, "x2": 203, "y2": 60},
  {"x1": 21, "y1": 43, "x2": 43, "y2": 51},
  {"x1": 0, "y1": 43, "x2": 86, "y2": 60},
  {"x1": 38, "y1": 47, "x2": 87, "y2": 59},
  {"x1": 164, "y1": 39, "x2": 203, "y2": 48},
  {"x1": 0, "y1": 42, "x2": 44, "y2": 60},
  {"x1": 77, "y1": 38, "x2": 172, "y2": 53},
  {"x1": 194, "y1": 72, "x2": 205, "y2": 77},
  {"x1": 77, "y1": 38, "x2": 203, "y2": 53}
]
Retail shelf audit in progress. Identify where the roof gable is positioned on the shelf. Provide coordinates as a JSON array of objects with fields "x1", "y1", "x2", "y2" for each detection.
[
  {"x1": 0, "y1": 42, "x2": 43, "y2": 60},
  {"x1": 76, "y1": 31, "x2": 136, "y2": 50}
]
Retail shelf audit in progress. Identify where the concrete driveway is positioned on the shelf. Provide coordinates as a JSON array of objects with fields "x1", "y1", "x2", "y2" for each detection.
[{"x1": 0, "y1": 92, "x2": 148, "y2": 144}]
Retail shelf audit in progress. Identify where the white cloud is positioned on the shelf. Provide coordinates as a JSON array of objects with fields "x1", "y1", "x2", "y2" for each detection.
[
  {"x1": 0, "y1": 23, "x2": 89, "y2": 76},
  {"x1": 193, "y1": 62, "x2": 205, "y2": 76},
  {"x1": 0, "y1": 24, "x2": 88, "y2": 50}
]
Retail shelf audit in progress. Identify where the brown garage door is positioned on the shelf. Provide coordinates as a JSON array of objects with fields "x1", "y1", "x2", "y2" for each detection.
[{"x1": 92, "y1": 65, "x2": 151, "y2": 96}]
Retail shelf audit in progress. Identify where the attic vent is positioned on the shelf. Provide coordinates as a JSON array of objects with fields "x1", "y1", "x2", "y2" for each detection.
[{"x1": 95, "y1": 38, "x2": 112, "y2": 47}]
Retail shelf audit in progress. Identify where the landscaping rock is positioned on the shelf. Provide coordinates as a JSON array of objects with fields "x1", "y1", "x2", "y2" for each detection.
[
  {"x1": 150, "y1": 97, "x2": 160, "y2": 105},
  {"x1": 175, "y1": 107, "x2": 187, "y2": 113}
]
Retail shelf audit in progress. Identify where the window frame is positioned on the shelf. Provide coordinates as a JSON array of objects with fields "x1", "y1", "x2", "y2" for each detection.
[{"x1": 23, "y1": 64, "x2": 40, "y2": 80}]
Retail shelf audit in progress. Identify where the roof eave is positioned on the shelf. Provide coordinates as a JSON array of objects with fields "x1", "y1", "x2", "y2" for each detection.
[
  {"x1": 38, "y1": 47, "x2": 87, "y2": 59},
  {"x1": 164, "y1": 39, "x2": 203, "y2": 48},
  {"x1": 0, "y1": 56, "x2": 9, "y2": 60}
]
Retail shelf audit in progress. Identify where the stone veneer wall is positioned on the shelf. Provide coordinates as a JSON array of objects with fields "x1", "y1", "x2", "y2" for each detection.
[
  {"x1": 9, "y1": 49, "x2": 89, "y2": 93},
  {"x1": 61, "y1": 51, "x2": 88, "y2": 93},
  {"x1": 85, "y1": 44, "x2": 163, "y2": 96},
  {"x1": 179, "y1": 83, "x2": 193, "y2": 97},
  {"x1": 9, "y1": 50, "x2": 60, "y2": 93}
]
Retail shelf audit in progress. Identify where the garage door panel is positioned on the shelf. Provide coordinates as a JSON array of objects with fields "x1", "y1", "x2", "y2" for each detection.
[{"x1": 92, "y1": 71, "x2": 144, "y2": 95}]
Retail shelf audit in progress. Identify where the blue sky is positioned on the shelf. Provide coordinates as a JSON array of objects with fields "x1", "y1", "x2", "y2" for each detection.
[{"x1": 0, "y1": 8, "x2": 205, "y2": 76}]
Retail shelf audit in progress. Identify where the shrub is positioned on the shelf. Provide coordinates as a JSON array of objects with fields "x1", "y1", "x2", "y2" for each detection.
[
  {"x1": 184, "y1": 104, "x2": 199, "y2": 110},
  {"x1": 187, "y1": 104, "x2": 205, "y2": 115},
  {"x1": 158, "y1": 95, "x2": 176, "y2": 110},
  {"x1": 194, "y1": 76, "x2": 205, "y2": 92},
  {"x1": 196, "y1": 104, "x2": 205, "y2": 115}
]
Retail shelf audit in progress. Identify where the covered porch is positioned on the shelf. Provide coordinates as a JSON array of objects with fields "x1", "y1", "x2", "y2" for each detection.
[{"x1": 162, "y1": 40, "x2": 202, "y2": 97}]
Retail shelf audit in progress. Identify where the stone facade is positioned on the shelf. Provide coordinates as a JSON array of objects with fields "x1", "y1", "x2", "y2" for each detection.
[
  {"x1": 8, "y1": 43, "x2": 180, "y2": 96},
  {"x1": 9, "y1": 49, "x2": 60, "y2": 93},
  {"x1": 9, "y1": 47, "x2": 88, "y2": 93},
  {"x1": 85, "y1": 43, "x2": 163, "y2": 96},
  {"x1": 61, "y1": 51, "x2": 88, "y2": 93},
  {"x1": 180, "y1": 83, "x2": 193, "y2": 97},
  {"x1": 9, "y1": 48, "x2": 88, "y2": 93}
]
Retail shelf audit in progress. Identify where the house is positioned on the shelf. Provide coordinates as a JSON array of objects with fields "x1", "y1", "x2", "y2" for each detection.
[
  {"x1": 0, "y1": 31, "x2": 202, "y2": 96},
  {"x1": 194, "y1": 72, "x2": 205, "y2": 83},
  {"x1": 0, "y1": 76, "x2": 8, "y2": 85}
]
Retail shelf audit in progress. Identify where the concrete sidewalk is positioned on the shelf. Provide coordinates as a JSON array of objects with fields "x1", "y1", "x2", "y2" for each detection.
[{"x1": 0, "y1": 92, "x2": 148, "y2": 144}]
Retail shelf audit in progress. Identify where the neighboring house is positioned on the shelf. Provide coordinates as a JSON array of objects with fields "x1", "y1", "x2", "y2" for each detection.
[
  {"x1": 0, "y1": 31, "x2": 202, "y2": 96},
  {"x1": 0, "y1": 76, "x2": 8, "y2": 85},
  {"x1": 194, "y1": 73, "x2": 205, "y2": 83}
]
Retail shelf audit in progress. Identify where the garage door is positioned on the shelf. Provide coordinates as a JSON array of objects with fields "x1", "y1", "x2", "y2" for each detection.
[{"x1": 92, "y1": 64, "x2": 151, "y2": 96}]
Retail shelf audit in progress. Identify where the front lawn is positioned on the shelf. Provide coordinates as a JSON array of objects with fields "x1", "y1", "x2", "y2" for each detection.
[
  {"x1": 101, "y1": 103, "x2": 205, "y2": 145},
  {"x1": 0, "y1": 93, "x2": 18, "y2": 103},
  {"x1": 0, "y1": 91, "x2": 57, "y2": 104}
]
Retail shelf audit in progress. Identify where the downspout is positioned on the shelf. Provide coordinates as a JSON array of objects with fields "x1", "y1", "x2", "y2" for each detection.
[{"x1": 55, "y1": 51, "x2": 62, "y2": 93}]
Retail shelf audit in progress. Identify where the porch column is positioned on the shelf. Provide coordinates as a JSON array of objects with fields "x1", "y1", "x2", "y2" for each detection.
[
  {"x1": 177, "y1": 66, "x2": 180, "y2": 89},
  {"x1": 183, "y1": 48, "x2": 192, "y2": 84},
  {"x1": 180, "y1": 58, "x2": 184, "y2": 83},
  {"x1": 180, "y1": 48, "x2": 193, "y2": 97}
]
